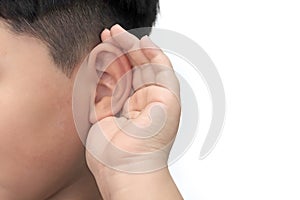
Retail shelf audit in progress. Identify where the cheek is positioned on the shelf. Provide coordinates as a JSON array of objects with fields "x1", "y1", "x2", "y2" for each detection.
[{"x1": 0, "y1": 70, "x2": 85, "y2": 195}]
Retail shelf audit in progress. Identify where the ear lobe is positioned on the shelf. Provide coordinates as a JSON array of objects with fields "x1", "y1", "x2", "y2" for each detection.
[{"x1": 88, "y1": 43, "x2": 132, "y2": 123}]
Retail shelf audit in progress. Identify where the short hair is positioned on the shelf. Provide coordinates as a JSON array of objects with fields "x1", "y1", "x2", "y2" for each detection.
[{"x1": 0, "y1": 0, "x2": 160, "y2": 76}]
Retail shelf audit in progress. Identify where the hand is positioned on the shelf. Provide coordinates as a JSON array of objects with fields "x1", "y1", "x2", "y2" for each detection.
[{"x1": 85, "y1": 24, "x2": 182, "y2": 199}]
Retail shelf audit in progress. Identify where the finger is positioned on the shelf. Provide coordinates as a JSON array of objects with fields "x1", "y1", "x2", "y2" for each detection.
[
  {"x1": 101, "y1": 29, "x2": 111, "y2": 42},
  {"x1": 120, "y1": 97, "x2": 141, "y2": 119},
  {"x1": 101, "y1": 28, "x2": 127, "y2": 54},
  {"x1": 132, "y1": 67, "x2": 144, "y2": 92},
  {"x1": 141, "y1": 64, "x2": 156, "y2": 86},
  {"x1": 110, "y1": 24, "x2": 149, "y2": 67},
  {"x1": 140, "y1": 36, "x2": 180, "y2": 101},
  {"x1": 131, "y1": 64, "x2": 156, "y2": 92},
  {"x1": 140, "y1": 36, "x2": 173, "y2": 69}
]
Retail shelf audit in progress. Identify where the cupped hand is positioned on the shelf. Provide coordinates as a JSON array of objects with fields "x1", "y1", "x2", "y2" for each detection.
[{"x1": 86, "y1": 25, "x2": 181, "y2": 175}]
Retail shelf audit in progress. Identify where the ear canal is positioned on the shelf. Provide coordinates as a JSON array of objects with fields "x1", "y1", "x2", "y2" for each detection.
[{"x1": 88, "y1": 43, "x2": 133, "y2": 123}]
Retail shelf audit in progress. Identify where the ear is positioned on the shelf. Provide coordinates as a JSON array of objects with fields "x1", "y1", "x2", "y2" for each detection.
[{"x1": 88, "y1": 43, "x2": 132, "y2": 124}]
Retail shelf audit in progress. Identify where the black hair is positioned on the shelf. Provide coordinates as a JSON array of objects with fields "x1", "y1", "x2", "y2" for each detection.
[{"x1": 0, "y1": 0, "x2": 160, "y2": 76}]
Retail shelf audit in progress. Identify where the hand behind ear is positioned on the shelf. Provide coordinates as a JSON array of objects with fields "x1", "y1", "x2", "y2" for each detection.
[{"x1": 86, "y1": 25, "x2": 181, "y2": 174}]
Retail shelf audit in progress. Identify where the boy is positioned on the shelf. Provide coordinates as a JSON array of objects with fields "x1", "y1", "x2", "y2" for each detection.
[{"x1": 0, "y1": 0, "x2": 183, "y2": 199}]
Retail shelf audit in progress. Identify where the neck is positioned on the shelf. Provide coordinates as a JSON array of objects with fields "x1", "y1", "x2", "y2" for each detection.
[{"x1": 47, "y1": 167, "x2": 102, "y2": 200}]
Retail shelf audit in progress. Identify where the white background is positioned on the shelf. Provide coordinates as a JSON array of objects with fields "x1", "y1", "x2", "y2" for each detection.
[{"x1": 155, "y1": 0, "x2": 300, "y2": 199}]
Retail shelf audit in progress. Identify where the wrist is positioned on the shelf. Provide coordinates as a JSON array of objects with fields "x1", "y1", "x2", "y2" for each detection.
[{"x1": 95, "y1": 167, "x2": 183, "y2": 200}]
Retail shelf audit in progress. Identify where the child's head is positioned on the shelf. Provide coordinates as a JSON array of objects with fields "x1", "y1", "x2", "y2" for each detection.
[{"x1": 0, "y1": 0, "x2": 159, "y2": 199}]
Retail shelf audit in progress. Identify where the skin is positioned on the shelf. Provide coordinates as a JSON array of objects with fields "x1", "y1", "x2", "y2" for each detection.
[
  {"x1": 0, "y1": 19, "x2": 183, "y2": 199},
  {"x1": 0, "y1": 21, "x2": 101, "y2": 200},
  {"x1": 87, "y1": 25, "x2": 183, "y2": 200}
]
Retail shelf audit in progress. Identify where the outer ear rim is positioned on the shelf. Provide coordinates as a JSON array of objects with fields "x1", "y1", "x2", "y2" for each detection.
[
  {"x1": 87, "y1": 42, "x2": 133, "y2": 124},
  {"x1": 87, "y1": 42, "x2": 125, "y2": 72}
]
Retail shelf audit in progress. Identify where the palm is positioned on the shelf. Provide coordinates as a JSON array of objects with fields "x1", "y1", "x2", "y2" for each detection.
[{"x1": 86, "y1": 25, "x2": 181, "y2": 173}]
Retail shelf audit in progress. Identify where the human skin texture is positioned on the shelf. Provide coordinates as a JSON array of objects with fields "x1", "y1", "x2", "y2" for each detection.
[
  {"x1": 86, "y1": 25, "x2": 183, "y2": 200},
  {"x1": 0, "y1": 21, "x2": 101, "y2": 200},
  {"x1": 0, "y1": 19, "x2": 182, "y2": 199}
]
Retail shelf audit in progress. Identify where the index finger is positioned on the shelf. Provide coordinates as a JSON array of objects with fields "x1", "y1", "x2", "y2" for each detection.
[{"x1": 110, "y1": 24, "x2": 149, "y2": 67}]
